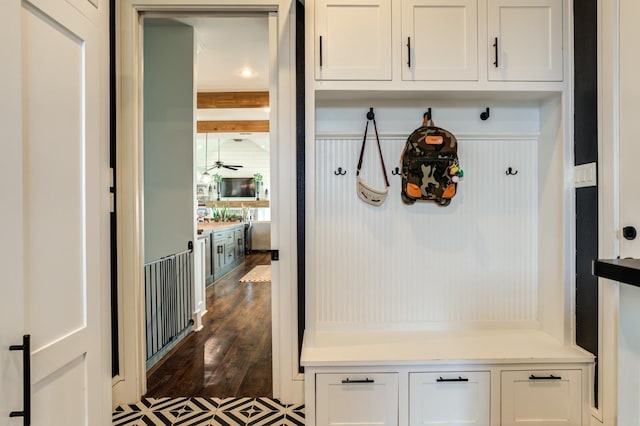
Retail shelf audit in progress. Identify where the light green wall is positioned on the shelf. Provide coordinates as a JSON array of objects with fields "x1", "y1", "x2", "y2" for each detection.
[{"x1": 143, "y1": 20, "x2": 194, "y2": 263}]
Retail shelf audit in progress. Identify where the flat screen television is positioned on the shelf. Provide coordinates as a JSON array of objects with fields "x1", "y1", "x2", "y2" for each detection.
[{"x1": 220, "y1": 177, "x2": 256, "y2": 198}]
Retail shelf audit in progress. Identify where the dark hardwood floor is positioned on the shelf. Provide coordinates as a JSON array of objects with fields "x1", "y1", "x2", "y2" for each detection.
[{"x1": 145, "y1": 252, "x2": 272, "y2": 398}]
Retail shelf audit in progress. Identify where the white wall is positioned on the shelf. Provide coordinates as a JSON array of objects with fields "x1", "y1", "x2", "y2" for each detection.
[
  {"x1": 143, "y1": 20, "x2": 195, "y2": 263},
  {"x1": 308, "y1": 98, "x2": 565, "y2": 337}
]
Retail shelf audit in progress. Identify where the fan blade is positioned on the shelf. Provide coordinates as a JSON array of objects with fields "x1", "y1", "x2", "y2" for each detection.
[
  {"x1": 224, "y1": 165, "x2": 239, "y2": 171},
  {"x1": 224, "y1": 164, "x2": 243, "y2": 168}
]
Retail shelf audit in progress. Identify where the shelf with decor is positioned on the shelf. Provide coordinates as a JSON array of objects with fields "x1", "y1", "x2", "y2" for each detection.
[{"x1": 204, "y1": 200, "x2": 270, "y2": 208}]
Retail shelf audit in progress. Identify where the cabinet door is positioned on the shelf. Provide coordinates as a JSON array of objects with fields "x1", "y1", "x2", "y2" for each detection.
[
  {"x1": 225, "y1": 241, "x2": 236, "y2": 266},
  {"x1": 409, "y1": 372, "x2": 490, "y2": 426},
  {"x1": 316, "y1": 373, "x2": 398, "y2": 426},
  {"x1": 315, "y1": 0, "x2": 392, "y2": 80},
  {"x1": 501, "y1": 370, "x2": 582, "y2": 426},
  {"x1": 402, "y1": 0, "x2": 478, "y2": 81},
  {"x1": 487, "y1": 0, "x2": 563, "y2": 81}
]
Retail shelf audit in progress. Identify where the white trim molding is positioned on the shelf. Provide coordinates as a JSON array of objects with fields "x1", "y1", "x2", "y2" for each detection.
[
  {"x1": 595, "y1": 0, "x2": 620, "y2": 425},
  {"x1": 115, "y1": 0, "x2": 302, "y2": 406}
]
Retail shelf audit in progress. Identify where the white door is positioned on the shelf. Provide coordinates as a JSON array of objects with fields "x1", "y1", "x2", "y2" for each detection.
[
  {"x1": 0, "y1": 0, "x2": 109, "y2": 425},
  {"x1": 617, "y1": 0, "x2": 640, "y2": 424},
  {"x1": 487, "y1": 0, "x2": 563, "y2": 81},
  {"x1": 401, "y1": 0, "x2": 478, "y2": 81},
  {"x1": 619, "y1": 0, "x2": 640, "y2": 261}
]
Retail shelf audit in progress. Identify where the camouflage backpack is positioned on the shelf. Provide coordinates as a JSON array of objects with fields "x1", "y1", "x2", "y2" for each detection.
[{"x1": 400, "y1": 116, "x2": 463, "y2": 206}]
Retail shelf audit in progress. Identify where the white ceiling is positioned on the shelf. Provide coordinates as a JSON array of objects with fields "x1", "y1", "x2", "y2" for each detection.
[{"x1": 176, "y1": 16, "x2": 271, "y2": 176}]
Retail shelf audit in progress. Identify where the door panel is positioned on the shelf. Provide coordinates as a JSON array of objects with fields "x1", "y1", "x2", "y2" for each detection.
[
  {"x1": 0, "y1": 0, "x2": 108, "y2": 424},
  {"x1": 23, "y1": 3, "x2": 87, "y2": 347}
]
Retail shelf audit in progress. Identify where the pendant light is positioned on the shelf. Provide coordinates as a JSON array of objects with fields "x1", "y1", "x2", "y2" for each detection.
[{"x1": 200, "y1": 133, "x2": 212, "y2": 184}]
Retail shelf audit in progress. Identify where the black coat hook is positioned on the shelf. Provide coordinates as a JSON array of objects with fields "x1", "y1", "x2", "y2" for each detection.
[
  {"x1": 506, "y1": 167, "x2": 518, "y2": 176},
  {"x1": 367, "y1": 107, "x2": 375, "y2": 120},
  {"x1": 391, "y1": 167, "x2": 401, "y2": 175},
  {"x1": 334, "y1": 167, "x2": 347, "y2": 176},
  {"x1": 424, "y1": 107, "x2": 432, "y2": 122},
  {"x1": 480, "y1": 107, "x2": 490, "y2": 120}
]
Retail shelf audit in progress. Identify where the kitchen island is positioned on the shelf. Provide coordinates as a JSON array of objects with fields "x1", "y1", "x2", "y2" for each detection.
[{"x1": 197, "y1": 222, "x2": 246, "y2": 285}]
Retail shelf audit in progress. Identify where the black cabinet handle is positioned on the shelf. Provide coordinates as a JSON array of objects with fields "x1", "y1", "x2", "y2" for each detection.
[
  {"x1": 342, "y1": 378, "x2": 375, "y2": 384},
  {"x1": 493, "y1": 37, "x2": 499, "y2": 67},
  {"x1": 437, "y1": 376, "x2": 469, "y2": 382},
  {"x1": 9, "y1": 334, "x2": 31, "y2": 426},
  {"x1": 529, "y1": 374, "x2": 562, "y2": 380},
  {"x1": 217, "y1": 245, "x2": 223, "y2": 254},
  {"x1": 319, "y1": 36, "x2": 323, "y2": 67},
  {"x1": 407, "y1": 37, "x2": 411, "y2": 67}
]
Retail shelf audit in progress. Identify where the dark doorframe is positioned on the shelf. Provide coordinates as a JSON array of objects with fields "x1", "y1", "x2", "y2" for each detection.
[
  {"x1": 574, "y1": 0, "x2": 598, "y2": 407},
  {"x1": 295, "y1": 0, "x2": 305, "y2": 373}
]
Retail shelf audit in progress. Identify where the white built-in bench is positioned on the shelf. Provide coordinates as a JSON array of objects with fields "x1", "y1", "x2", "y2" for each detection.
[{"x1": 302, "y1": 329, "x2": 594, "y2": 426}]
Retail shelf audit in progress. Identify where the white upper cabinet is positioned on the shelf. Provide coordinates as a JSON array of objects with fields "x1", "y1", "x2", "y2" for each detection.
[
  {"x1": 402, "y1": 0, "x2": 478, "y2": 81},
  {"x1": 487, "y1": 0, "x2": 563, "y2": 81},
  {"x1": 315, "y1": 0, "x2": 392, "y2": 80}
]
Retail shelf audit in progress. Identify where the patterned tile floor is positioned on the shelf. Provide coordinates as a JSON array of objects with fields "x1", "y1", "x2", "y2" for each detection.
[{"x1": 113, "y1": 397, "x2": 305, "y2": 426}]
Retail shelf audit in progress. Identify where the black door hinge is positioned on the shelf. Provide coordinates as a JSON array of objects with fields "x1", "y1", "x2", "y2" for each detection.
[{"x1": 271, "y1": 250, "x2": 279, "y2": 261}]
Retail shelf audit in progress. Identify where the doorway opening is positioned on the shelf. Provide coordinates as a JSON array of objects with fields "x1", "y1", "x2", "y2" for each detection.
[
  {"x1": 114, "y1": 0, "x2": 303, "y2": 407},
  {"x1": 140, "y1": 14, "x2": 274, "y2": 398}
]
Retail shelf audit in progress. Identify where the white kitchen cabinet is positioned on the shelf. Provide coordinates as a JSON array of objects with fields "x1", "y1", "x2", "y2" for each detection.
[
  {"x1": 409, "y1": 372, "x2": 490, "y2": 426},
  {"x1": 501, "y1": 369, "x2": 582, "y2": 426},
  {"x1": 401, "y1": 0, "x2": 478, "y2": 81},
  {"x1": 315, "y1": 0, "x2": 392, "y2": 80},
  {"x1": 487, "y1": 0, "x2": 563, "y2": 81},
  {"x1": 316, "y1": 373, "x2": 399, "y2": 426}
]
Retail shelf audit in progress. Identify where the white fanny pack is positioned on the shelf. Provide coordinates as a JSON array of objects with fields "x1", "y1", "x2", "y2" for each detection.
[{"x1": 356, "y1": 110, "x2": 390, "y2": 206}]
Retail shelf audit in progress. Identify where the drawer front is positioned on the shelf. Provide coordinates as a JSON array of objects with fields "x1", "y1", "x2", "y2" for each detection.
[
  {"x1": 409, "y1": 371, "x2": 490, "y2": 426},
  {"x1": 316, "y1": 373, "x2": 398, "y2": 426},
  {"x1": 235, "y1": 228, "x2": 244, "y2": 239},
  {"x1": 501, "y1": 369, "x2": 582, "y2": 426},
  {"x1": 214, "y1": 229, "x2": 234, "y2": 242}
]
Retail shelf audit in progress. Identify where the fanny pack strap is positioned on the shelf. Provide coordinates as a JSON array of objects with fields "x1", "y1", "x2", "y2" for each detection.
[{"x1": 357, "y1": 118, "x2": 390, "y2": 187}]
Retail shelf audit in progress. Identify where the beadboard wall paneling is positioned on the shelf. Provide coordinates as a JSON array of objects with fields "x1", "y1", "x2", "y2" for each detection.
[{"x1": 315, "y1": 137, "x2": 538, "y2": 328}]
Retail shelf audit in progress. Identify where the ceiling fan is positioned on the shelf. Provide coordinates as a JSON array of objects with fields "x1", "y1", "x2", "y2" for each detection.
[{"x1": 204, "y1": 135, "x2": 244, "y2": 171}]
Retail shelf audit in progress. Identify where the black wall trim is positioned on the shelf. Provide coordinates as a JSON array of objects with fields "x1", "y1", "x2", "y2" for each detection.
[
  {"x1": 109, "y1": 0, "x2": 120, "y2": 378},
  {"x1": 296, "y1": 0, "x2": 306, "y2": 374}
]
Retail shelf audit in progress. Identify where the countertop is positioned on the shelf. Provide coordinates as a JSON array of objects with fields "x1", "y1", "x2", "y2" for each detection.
[
  {"x1": 197, "y1": 221, "x2": 245, "y2": 235},
  {"x1": 593, "y1": 258, "x2": 640, "y2": 287}
]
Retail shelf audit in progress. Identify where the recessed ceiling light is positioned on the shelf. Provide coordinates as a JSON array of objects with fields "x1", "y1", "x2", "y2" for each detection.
[{"x1": 241, "y1": 68, "x2": 254, "y2": 78}]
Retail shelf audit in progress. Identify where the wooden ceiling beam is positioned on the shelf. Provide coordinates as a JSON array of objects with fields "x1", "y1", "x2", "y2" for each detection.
[
  {"x1": 197, "y1": 120, "x2": 269, "y2": 133},
  {"x1": 197, "y1": 91, "x2": 269, "y2": 109}
]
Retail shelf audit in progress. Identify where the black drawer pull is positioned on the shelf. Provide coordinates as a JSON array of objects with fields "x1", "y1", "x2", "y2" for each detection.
[
  {"x1": 437, "y1": 376, "x2": 469, "y2": 382},
  {"x1": 9, "y1": 334, "x2": 31, "y2": 426},
  {"x1": 529, "y1": 374, "x2": 562, "y2": 380},
  {"x1": 493, "y1": 37, "x2": 499, "y2": 67},
  {"x1": 342, "y1": 378, "x2": 375, "y2": 384}
]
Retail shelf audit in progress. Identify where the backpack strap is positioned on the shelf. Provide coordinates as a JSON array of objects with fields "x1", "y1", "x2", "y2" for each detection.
[
  {"x1": 422, "y1": 113, "x2": 435, "y2": 127},
  {"x1": 357, "y1": 118, "x2": 390, "y2": 187}
]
